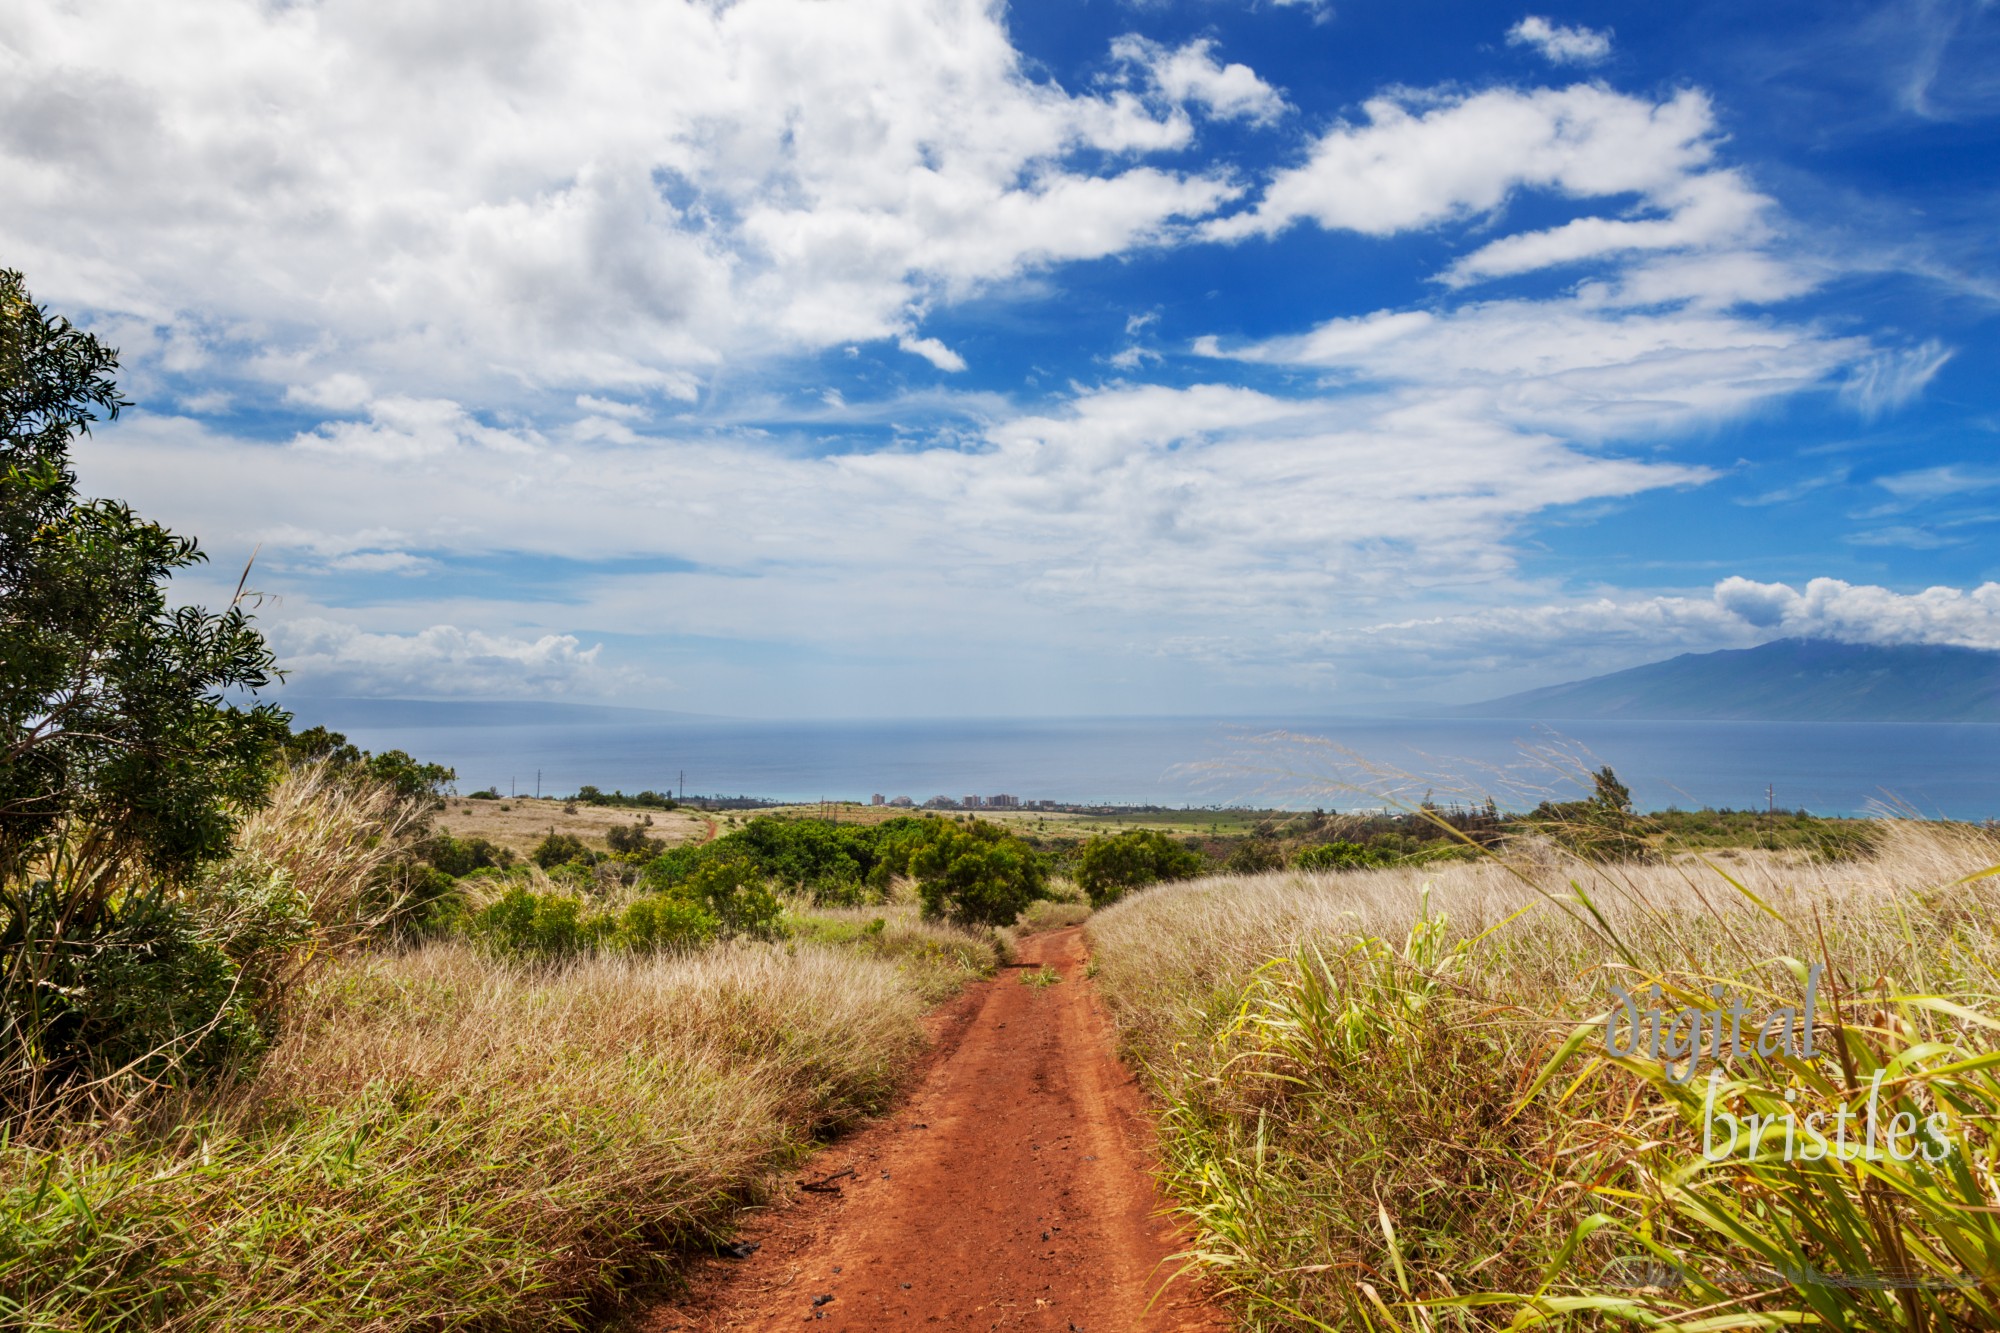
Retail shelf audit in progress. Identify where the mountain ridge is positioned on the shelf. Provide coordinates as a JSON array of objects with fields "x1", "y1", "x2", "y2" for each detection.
[{"x1": 1455, "y1": 639, "x2": 2000, "y2": 723}]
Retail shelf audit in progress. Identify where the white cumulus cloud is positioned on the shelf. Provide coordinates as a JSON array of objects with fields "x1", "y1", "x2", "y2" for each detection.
[
  {"x1": 269, "y1": 618, "x2": 643, "y2": 698},
  {"x1": 1506, "y1": 16, "x2": 1613, "y2": 65},
  {"x1": 1112, "y1": 35, "x2": 1290, "y2": 125},
  {"x1": 1203, "y1": 82, "x2": 1793, "y2": 311},
  {"x1": 0, "y1": 0, "x2": 1238, "y2": 401},
  {"x1": 1358, "y1": 578, "x2": 2000, "y2": 668},
  {"x1": 1195, "y1": 297, "x2": 1866, "y2": 440},
  {"x1": 1208, "y1": 84, "x2": 1713, "y2": 241}
]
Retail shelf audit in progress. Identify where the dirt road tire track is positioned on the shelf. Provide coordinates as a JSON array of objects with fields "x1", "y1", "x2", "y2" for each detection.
[{"x1": 640, "y1": 926, "x2": 1226, "y2": 1331}]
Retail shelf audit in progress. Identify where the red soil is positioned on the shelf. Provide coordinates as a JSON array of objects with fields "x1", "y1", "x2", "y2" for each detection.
[{"x1": 640, "y1": 926, "x2": 1229, "y2": 1332}]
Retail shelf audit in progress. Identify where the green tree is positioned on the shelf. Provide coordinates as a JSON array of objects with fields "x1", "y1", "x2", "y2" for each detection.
[
  {"x1": 1, "y1": 269, "x2": 287, "y2": 883},
  {"x1": 1, "y1": 269, "x2": 291, "y2": 1096},
  {"x1": 1523, "y1": 765, "x2": 1650, "y2": 862},
  {"x1": 1075, "y1": 829, "x2": 1204, "y2": 907},
  {"x1": 1590, "y1": 765, "x2": 1634, "y2": 818},
  {"x1": 910, "y1": 820, "x2": 1048, "y2": 927},
  {"x1": 281, "y1": 726, "x2": 454, "y2": 805}
]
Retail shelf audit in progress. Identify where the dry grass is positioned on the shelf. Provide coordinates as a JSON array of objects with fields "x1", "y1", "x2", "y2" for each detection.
[
  {"x1": 1089, "y1": 824, "x2": 2000, "y2": 1331},
  {"x1": 0, "y1": 935, "x2": 986, "y2": 1331},
  {"x1": 226, "y1": 759, "x2": 433, "y2": 930},
  {"x1": 1016, "y1": 899, "x2": 1092, "y2": 933},
  {"x1": 436, "y1": 796, "x2": 716, "y2": 859},
  {"x1": 1093, "y1": 828, "x2": 2000, "y2": 1043},
  {"x1": 785, "y1": 901, "x2": 1006, "y2": 1000}
]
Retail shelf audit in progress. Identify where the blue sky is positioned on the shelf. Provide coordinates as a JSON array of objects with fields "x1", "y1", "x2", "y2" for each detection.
[{"x1": 5, "y1": 0, "x2": 1998, "y2": 716}]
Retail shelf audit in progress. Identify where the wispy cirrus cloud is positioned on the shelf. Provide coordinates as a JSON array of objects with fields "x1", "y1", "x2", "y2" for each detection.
[{"x1": 1840, "y1": 341, "x2": 1955, "y2": 417}]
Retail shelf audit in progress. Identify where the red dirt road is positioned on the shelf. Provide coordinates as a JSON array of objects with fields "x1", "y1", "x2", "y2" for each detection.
[{"x1": 642, "y1": 927, "x2": 1228, "y2": 1332}]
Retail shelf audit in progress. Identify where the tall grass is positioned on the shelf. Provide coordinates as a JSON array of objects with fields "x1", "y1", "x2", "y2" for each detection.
[
  {"x1": 2, "y1": 762, "x2": 436, "y2": 1124},
  {"x1": 0, "y1": 937, "x2": 994, "y2": 1330},
  {"x1": 1089, "y1": 826, "x2": 2000, "y2": 1331},
  {"x1": 782, "y1": 900, "x2": 1013, "y2": 999},
  {"x1": 225, "y1": 759, "x2": 434, "y2": 934}
]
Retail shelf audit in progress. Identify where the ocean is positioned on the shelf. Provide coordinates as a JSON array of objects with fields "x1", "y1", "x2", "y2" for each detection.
[{"x1": 289, "y1": 705, "x2": 2000, "y2": 821}]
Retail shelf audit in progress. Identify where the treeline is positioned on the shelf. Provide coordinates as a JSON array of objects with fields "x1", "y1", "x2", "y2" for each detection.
[
  {"x1": 1115, "y1": 769, "x2": 1881, "y2": 875},
  {"x1": 572, "y1": 785, "x2": 677, "y2": 809},
  {"x1": 404, "y1": 812, "x2": 1058, "y2": 963}
]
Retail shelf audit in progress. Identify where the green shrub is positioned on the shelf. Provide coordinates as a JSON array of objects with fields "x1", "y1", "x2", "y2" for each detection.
[
  {"x1": 1223, "y1": 839, "x2": 1284, "y2": 874},
  {"x1": 394, "y1": 863, "x2": 464, "y2": 934},
  {"x1": 417, "y1": 832, "x2": 514, "y2": 877},
  {"x1": 1291, "y1": 839, "x2": 1392, "y2": 871},
  {"x1": 1075, "y1": 829, "x2": 1204, "y2": 907},
  {"x1": 637, "y1": 844, "x2": 703, "y2": 893},
  {"x1": 682, "y1": 854, "x2": 782, "y2": 938},
  {"x1": 706, "y1": 817, "x2": 872, "y2": 902},
  {"x1": 469, "y1": 887, "x2": 613, "y2": 961},
  {"x1": 864, "y1": 816, "x2": 958, "y2": 887},
  {"x1": 0, "y1": 884, "x2": 257, "y2": 1093},
  {"x1": 642, "y1": 815, "x2": 974, "y2": 907},
  {"x1": 0, "y1": 856, "x2": 326, "y2": 1099},
  {"x1": 604, "y1": 822, "x2": 661, "y2": 858},
  {"x1": 911, "y1": 820, "x2": 1048, "y2": 927},
  {"x1": 615, "y1": 895, "x2": 718, "y2": 953},
  {"x1": 530, "y1": 833, "x2": 597, "y2": 870}
]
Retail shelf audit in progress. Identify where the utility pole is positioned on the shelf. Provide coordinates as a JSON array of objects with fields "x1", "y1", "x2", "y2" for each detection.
[
  {"x1": 510, "y1": 776, "x2": 515, "y2": 798},
  {"x1": 679, "y1": 770, "x2": 684, "y2": 800},
  {"x1": 536, "y1": 770, "x2": 541, "y2": 799},
  {"x1": 1767, "y1": 783, "x2": 1774, "y2": 814}
]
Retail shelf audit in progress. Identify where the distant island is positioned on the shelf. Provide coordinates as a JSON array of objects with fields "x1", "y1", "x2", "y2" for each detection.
[
  {"x1": 280, "y1": 698, "x2": 716, "y2": 729},
  {"x1": 1456, "y1": 638, "x2": 2000, "y2": 723}
]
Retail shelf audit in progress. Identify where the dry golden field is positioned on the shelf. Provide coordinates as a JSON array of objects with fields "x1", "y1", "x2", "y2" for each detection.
[{"x1": 433, "y1": 796, "x2": 717, "y2": 857}]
